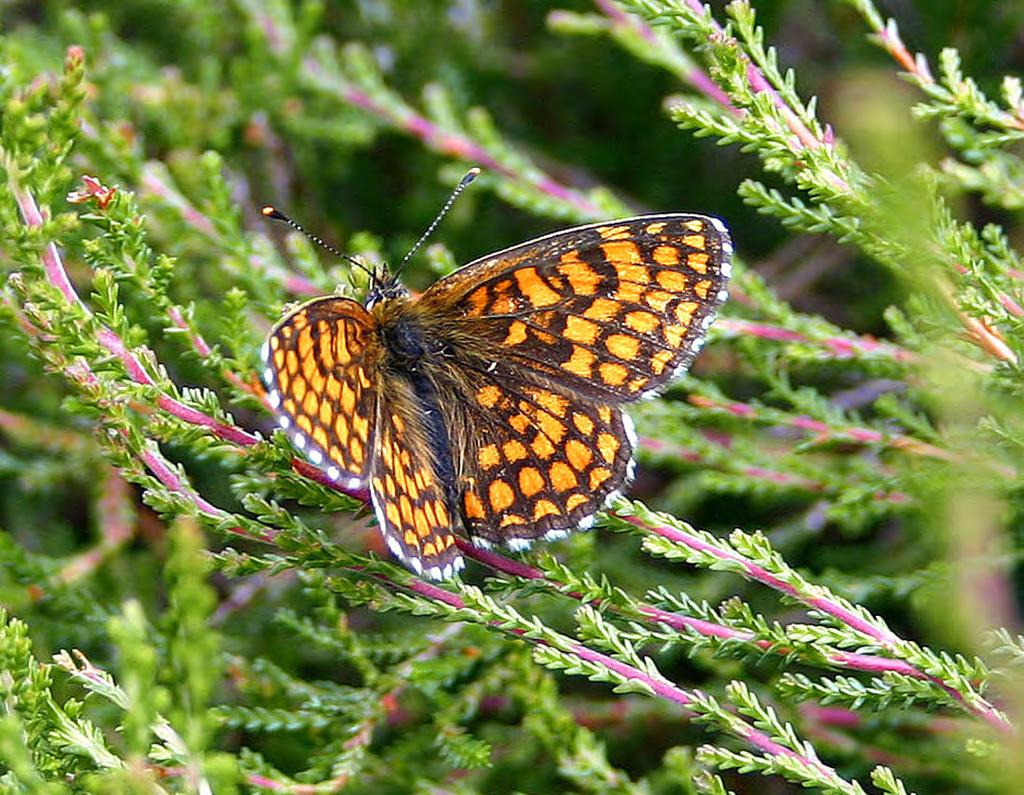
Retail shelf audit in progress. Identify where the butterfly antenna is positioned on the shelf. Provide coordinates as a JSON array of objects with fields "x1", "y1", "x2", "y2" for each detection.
[
  {"x1": 261, "y1": 206, "x2": 376, "y2": 281},
  {"x1": 394, "y1": 167, "x2": 480, "y2": 277}
]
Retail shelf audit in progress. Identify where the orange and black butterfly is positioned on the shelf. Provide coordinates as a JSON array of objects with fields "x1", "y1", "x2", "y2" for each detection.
[{"x1": 260, "y1": 184, "x2": 731, "y2": 579}]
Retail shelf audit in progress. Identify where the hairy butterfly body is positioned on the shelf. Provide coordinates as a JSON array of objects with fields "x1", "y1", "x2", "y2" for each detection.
[{"x1": 262, "y1": 213, "x2": 732, "y2": 579}]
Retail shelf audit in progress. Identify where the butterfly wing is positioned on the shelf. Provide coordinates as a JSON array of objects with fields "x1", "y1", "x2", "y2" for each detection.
[
  {"x1": 452, "y1": 369, "x2": 635, "y2": 547},
  {"x1": 417, "y1": 214, "x2": 731, "y2": 403},
  {"x1": 368, "y1": 375, "x2": 464, "y2": 578},
  {"x1": 261, "y1": 296, "x2": 380, "y2": 487}
]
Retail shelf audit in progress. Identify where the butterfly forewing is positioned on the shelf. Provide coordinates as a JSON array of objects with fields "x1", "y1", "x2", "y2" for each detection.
[
  {"x1": 419, "y1": 214, "x2": 731, "y2": 402},
  {"x1": 261, "y1": 297, "x2": 380, "y2": 486}
]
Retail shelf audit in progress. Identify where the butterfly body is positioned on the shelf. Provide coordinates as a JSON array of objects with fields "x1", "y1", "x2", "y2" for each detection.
[{"x1": 262, "y1": 214, "x2": 732, "y2": 579}]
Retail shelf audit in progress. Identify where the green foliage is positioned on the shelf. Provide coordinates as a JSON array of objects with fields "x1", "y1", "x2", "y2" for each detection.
[{"x1": 1, "y1": 1, "x2": 1023, "y2": 793}]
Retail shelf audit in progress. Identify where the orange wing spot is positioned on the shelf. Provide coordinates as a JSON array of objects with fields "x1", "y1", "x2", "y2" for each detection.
[
  {"x1": 597, "y1": 224, "x2": 631, "y2": 240},
  {"x1": 694, "y1": 279, "x2": 712, "y2": 299},
  {"x1": 297, "y1": 328, "x2": 314, "y2": 361},
  {"x1": 297, "y1": 415, "x2": 313, "y2": 434},
  {"x1": 405, "y1": 475, "x2": 420, "y2": 501},
  {"x1": 477, "y1": 384, "x2": 502, "y2": 408},
  {"x1": 567, "y1": 493, "x2": 589, "y2": 511},
  {"x1": 503, "y1": 440, "x2": 529, "y2": 463},
  {"x1": 500, "y1": 514, "x2": 527, "y2": 527},
  {"x1": 684, "y1": 219, "x2": 704, "y2": 232},
  {"x1": 270, "y1": 336, "x2": 281, "y2": 351},
  {"x1": 563, "y1": 315, "x2": 600, "y2": 345},
  {"x1": 279, "y1": 372, "x2": 291, "y2": 395},
  {"x1": 340, "y1": 382, "x2": 356, "y2": 415},
  {"x1": 557, "y1": 261, "x2": 602, "y2": 295},
  {"x1": 319, "y1": 399, "x2": 333, "y2": 428},
  {"x1": 590, "y1": 467, "x2": 612, "y2": 490},
  {"x1": 302, "y1": 349, "x2": 317, "y2": 381},
  {"x1": 683, "y1": 234, "x2": 706, "y2": 250},
  {"x1": 329, "y1": 444, "x2": 344, "y2": 464},
  {"x1": 464, "y1": 489, "x2": 486, "y2": 520},
  {"x1": 625, "y1": 310, "x2": 660, "y2": 334},
  {"x1": 317, "y1": 333, "x2": 336, "y2": 370},
  {"x1": 664, "y1": 323, "x2": 686, "y2": 348},
  {"x1": 478, "y1": 444, "x2": 501, "y2": 470},
  {"x1": 515, "y1": 267, "x2": 561, "y2": 307},
  {"x1": 399, "y1": 495, "x2": 414, "y2": 525},
  {"x1": 404, "y1": 530, "x2": 418, "y2": 546},
  {"x1": 572, "y1": 412, "x2": 594, "y2": 436},
  {"x1": 414, "y1": 508, "x2": 430, "y2": 538},
  {"x1": 292, "y1": 313, "x2": 308, "y2": 330},
  {"x1": 509, "y1": 413, "x2": 530, "y2": 433},
  {"x1": 687, "y1": 252, "x2": 709, "y2": 273},
  {"x1": 597, "y1": 433, "x2": 620, "y2": 463},
  {"x1": 566, "y1": 439, "x2": 593, "y2": 470},
  {"x1": 599, "y1": 362, "x2": 629, "y2": 386},
  {"x1": 531, "y1": 434, "x2": 557, "y2": 459},
  {"x1": 334, "y1": 414, "x2": 349, "y2": 444},
  {"x1": 550, "y1": 461, "x2": 578, "y2": 492},
  {"x1": 386, "y1": 475, "x2": 397, "y2": 497},
  {"x1": 605, "y1": 334, "x2": 640, "y2": 361},
  {"x1": 562, "y1": 346, "x2": 596, "y2": 378},
  {"x1": 489, "y1": 480, "x2": 515, "y2": 512},
  {"x1": 423, "y1": 540, "x2": 438, "y2": 557},
  {"x1": 330, "y1": 326, "x2": 349, "y2": 364},
  {"x1": 292, "y1": 377, "x2": 307, "y2": 403},
  {"x1": 519, "y1": 467, "x2": 545, "y2": 497},
  {"x1": 675, "y1": 301, "x2": 698, "y2": 326},
  {"x1": 302, "y1": 390, "x2": 318, "y2": 416},
  {"x1": 436, "y1": 501, "x2": 450, "y2": 525},
  {"x1": 533, "y1": 499, "x2": 560, "y2": 521},
  {"x1": 538, "y1": 413, "x2": 567, "y2": 444},
  {"x1": 614, "y1": 263, "x2": 650, "y2": 285},
  {"x1": 583, "y1": 297, "x2": 621, "y2": 322},
  {"x1": 628, "y1": 377, "x2": 649, "y2": 393},
  {"x1": 600, "y1": 241, "x2": 642, "y2": 264},
  {"x1": 653, "y1": 245, "x2": 681, "y2": 266},
  {"x1": 644, "y1": 289, "x2": 674, "y2": 312},
  {"x1": 281, "y1": 325, "x2": 294, "y2": 339},
  {"x1": 386, "y1": 503, "x2": 400, "y2": 525},
  {"x1": 656, "y1": 269, "x2": 689, "y2": 291},
  {"x1": 349, "y1": 436, "x2": 365, "y2": 465},
  {"x1": 285, "y1": 350, "x2": 299, "y2": 376},
  {"x1": 326, "y1": 377, "x2": 341, "y2": 400},
  {"x1": 441, "y1": 533, "x2": 456, "y2": 550},
  {"x1": 352, "y1": 412, "x2": 370, "y2": 442},
  {"x1": 645, "y1": 222, "x2": 667, "y2": 235},
  {"x1": 423, "y1": 499, "x2": 438, "y2": 526},
  {"x1": 503, "y1": 320, "x2": 528, "y2": 347},
  {"x1": 614, "y1": 281, "x2": 645, "y2": 303},
  {"x1": 357, "y1": 367, "x2": 371, "y2": 389},
  {"x1": 597, "y1": 406, "x2": 612, "y2": 423},
  {"x1": 273, "y1": 350, "x2": 286, "y2": 370},
  {"x1": 313, "y1": 426, "x2": 329, "y2": 451},
  {"x1": 466, "y1": 286, "x2": 489, "y2": 316},
  {"x1": 392, "y1": 413, "x2": 406, "y2": 433},
  {"x1": 531, "y1": 389, "x2": 569, "y2": 417}
]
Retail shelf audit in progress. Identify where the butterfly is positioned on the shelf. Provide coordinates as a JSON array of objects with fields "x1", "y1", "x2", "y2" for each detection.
[{"x1": 260, "y1": 193, "x2": 731, "y2": 580}]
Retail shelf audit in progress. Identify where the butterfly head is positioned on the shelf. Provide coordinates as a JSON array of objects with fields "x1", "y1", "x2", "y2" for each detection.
[{"x1": 365, "y1": 267, "x2": 409, "y2": 308}]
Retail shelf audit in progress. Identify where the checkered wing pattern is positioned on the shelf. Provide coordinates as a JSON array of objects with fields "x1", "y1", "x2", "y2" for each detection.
[
  {"x1": 261, "y1": 297, "x2": 380, "y2": 488},
  {"x1": 369, "y1": 380, "x2": 463, "y2": 578},
  {"x1": 456, "y1": 371, "x2": 634, "y2": 547},
  {"x1": 419, "y1": 214, "x2": 731, "y2": 403}
]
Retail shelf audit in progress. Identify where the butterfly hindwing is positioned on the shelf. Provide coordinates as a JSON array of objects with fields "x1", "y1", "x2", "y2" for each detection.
[
  {"x1": 418, "y1": 214, "x2": 731, "y2": 403},
  {"x1": 453, "y1": 364, "x2": 635, "y2": 548},
  {"x1": 369, "y1": 376, "x2": 464, "y2": 577},
  {"x1": 261, "y1": 297, "x2": 380, "y2": 487}
]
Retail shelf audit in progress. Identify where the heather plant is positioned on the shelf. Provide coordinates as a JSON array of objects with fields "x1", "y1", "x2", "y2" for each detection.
[{"x1": 1, "y1": 1, "x2": 1023, "y2": 793}]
